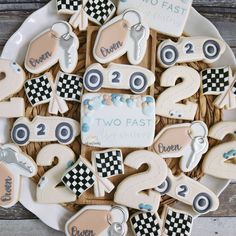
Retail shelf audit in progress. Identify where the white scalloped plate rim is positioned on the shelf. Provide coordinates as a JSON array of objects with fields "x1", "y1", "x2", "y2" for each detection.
[{"x1": 1, "y1": 0, "x2": 236, "y2": 233}]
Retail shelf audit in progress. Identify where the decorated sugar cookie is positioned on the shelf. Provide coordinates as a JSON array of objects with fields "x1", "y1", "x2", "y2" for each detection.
[
  {"x1": 91, "y1": 149, "x2": 124, "y2": 197},
  {"x1": 83, "y1": 63, "x2": 155, "y2": 94},
  {"x1": 11, "y1": 116, "x2": 80, "y2": 146},
  {"x1": 93, "y1": 9, "x2": 150, "y2": 65},
  {"x1": 155, "y1": 169, "x2": 219, "y2": 214},
  {"x1": 130, "y1": 211, "x2": 162, "y2": 236},
  {"x1": 161, "y1": 205, "x2": 193, "y2": 236},
  {"x1": 153, "y1": 121, "x2": 209, "y2": 172},
  {"x1": 118, "y1": 0, "x2": 193, "y2": 37},
  {"x1": 62, "y1": 157, "x2": 114, "y2": 197},
  {"x1": 65, "y1": 205, "x2": 129, "y2": 236},
  {"x1": 114, "y1": 150, "x2": 168, "y2": 213},
  {"x1": 81, "y1": 93, "x2": 156, "y2": 148},
  {"x1": 203, "y1": 122, "x2": 236, "y2": 180},
  {"x1": 57, "y1": 0, "x2": 116, "y2": 30},
  {"x1": 157, "y1": 37, "x2": 226, "y2": 68},
  {"x1": 36, "y1": 144, "x2": 76, "y2": 203},
  {"x1": 24, "y1": 71, "x2": 83, "y2": 115},
  {"x1": 0, "y1": 144, "x2": 37, "y2": 177},
  {"x1": 25, "y1": 21, "x2": 79, "y2": 74},
  {"x1": 201, "y1": 66, "x2": 236, "y2": 110},
  {"x1": 0, "y1": 144, "x2": 37, "y2": 208},
  {"x1": 0, "y1": 58, "x2": 25, "y2": 118},
  {"x1": 0, "y1": 163, "x2": 20, "y2": 208},
  {"x1": 156, "y1": 66, "x2": 201, "y2": 120},
  {"x1": 36, "y1": 144, "x2": 77, "y2": 203}
]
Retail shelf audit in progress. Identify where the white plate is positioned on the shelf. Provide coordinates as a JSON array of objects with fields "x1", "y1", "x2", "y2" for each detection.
[{"x1": 1, "y1": 0, "x2": 236, "y2": 232}]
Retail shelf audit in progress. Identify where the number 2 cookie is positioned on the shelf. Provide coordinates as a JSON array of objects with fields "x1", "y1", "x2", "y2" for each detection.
[{"x1": 0, "y1": 58, "x2": 25, "y2": 118}]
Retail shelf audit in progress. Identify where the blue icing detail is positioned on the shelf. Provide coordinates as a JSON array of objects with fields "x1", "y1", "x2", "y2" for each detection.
[
  {"x1": 92, "y1": 96, "x2": 103, "y2": 109},
  {"x1": 83, "y1": 99, "x2": 90, "y2": 105},
  {"x1": 126, "y1": 98, "x2": 134, "y2": 107},
  {"x1": 112, "y1": 93, "x2": 119, "y2": 97},
  {"x1": 138, "y1": 203, "x2": 153, "y2": 212},
  {"x1": 113, "y1": 97, "x2": 123, "y2": 107},
  {"x1": 67, "y1": 160, "x2": 74, "y2": 168},
  {"x1": 146, "y1": 96, "x2": 154, "y2": 103},
  {"x1": 143, "y1": 104, "x2": 154, "y2": 116},
  {"x1": 88, "y1": 105, "x2": 94, "y2": 110},
  {"x1": 120, "y1": 96, "x2": 125, "y2": 102},
  {"x1": 111, "y1": 94, "x2": 121, "y2": 100},
  {"x1": 102, "y1": 99, "x2": 107, "y2": 105},
  {"x1": 82, "y1": 123, "x2": 90, "y2": 132},
  {"x1": 223, "y1": 150, "x2": 236, "y2": 159}
]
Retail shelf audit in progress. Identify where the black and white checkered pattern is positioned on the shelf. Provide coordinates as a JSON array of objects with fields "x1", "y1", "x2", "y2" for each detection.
[
  {"x1": 24, "y1": 75, "x2": 52, "y2": 106},
  {"x1": 84, "y1": 0, "x2": 115, "y2": 25},
  {"x1": 163, "y1": 208, "x2": 193, "y2": 236},
  {"x1": 94, "y1": 150, "x2": 123, "y2": 178},
  {"x1": 57, "y1": 0, "x2": 82, "y2": 11},
  {"x1": 131, "y1": 212, "x2": 162, "y2": 236},
  {"x1": 202, "y1": 67, "x2": 230, "y2": 94},
  {"x1": 62, "y1": 160, "x2": 95, "y2": 197},
  {"x1": 56, "y1": 72, "x2": 83, "y2": 102}
]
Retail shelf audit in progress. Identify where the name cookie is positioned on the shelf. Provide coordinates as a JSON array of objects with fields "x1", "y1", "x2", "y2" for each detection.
[
  {"x1": 0, "y1": 163, "x2": 20, "y2": 208},
  {"x1": 203, "y1": 122, "x2": 236, "y2": 180},
  {"x1": 11, "y1": 116, "x2": 80, "y2": 146},
  {"x1": 153, "y1": 121, "x2": 209, "y2": 172},
  {"x1": 25, "y1": 21, "x2": 79, "y2": 74},
  {"x1": 155, "y1": 169, "x2": 219, "y2": 214},
  {"x1": 0, "y1": 59, "x2": 25, "y2": 118},
  {"x1": 83, "y1": 63, "x2": 155, "y2": 94},
  {"x1": 81, "y1": 93, "x2": 155, "y2": 148},
  {"x1": 93, "y1": 9, "x2": 150, "y2": 65},
  {"x1": 0, "y1": 144, "x2": 37, "y2": 208},
  {"x1": 157, "y1": 37, "x2": 226, "y2": 68},
  {"x1": 201, "y1": 66, "x2": 236, "y2": 110},
  {"x1": 57, "y1": 0, "x2": 116, "y2": 30},
  {"x1": 65, "y1": 205, "x2": 129, "y2": 236},
  {"x1": 156, "y1": 66, "x2": 201, "y2": 120},
  {"x1": 118, "y1": 0, "x2": 193, "y2": 37},
  {"x1": 24, "y1": 71, "x2": 83, "y2": 115}
]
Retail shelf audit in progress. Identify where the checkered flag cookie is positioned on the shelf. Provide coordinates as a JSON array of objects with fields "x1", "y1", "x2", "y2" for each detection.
[
  {"x1": 162, "y1": 207, "x2": 193, "y2": 236},
  {"x1": 130, "y1": 212, "x2": 162, "y2": 236},
  {"x1": 57, "y1": 0, "x2": 82, "y2": 12},
  {"x1": 62, "y1": 159, "x2": 96, "y2": 197},
  {"x1": 201, "y1": 67, "x2": 230, "y2": 95},
  {"x1": 24, "y1": 74, "x2": 53, "y2": 106},
  {"x1": 56, "y1": 71, "x2": 83, "y2": 102},
  {"x1": 93, "y1": 150, "x2": 124, "y2": 178},
  {"x1": 84, "y1": 0, "x2": 115, "y2": 25}
]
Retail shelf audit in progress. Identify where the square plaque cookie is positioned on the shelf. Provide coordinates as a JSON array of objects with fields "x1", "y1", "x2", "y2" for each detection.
[
  {"x1": 117, "y1": 0, "x2": 193, "y2": 37},
  {"x1": 81, "y1": 93, "x2": 156, "y2": 148}
]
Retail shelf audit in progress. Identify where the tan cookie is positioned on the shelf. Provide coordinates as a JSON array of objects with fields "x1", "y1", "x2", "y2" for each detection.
[{"x1": 93, "y1": 10, "x2": 150, "y2": 65}]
